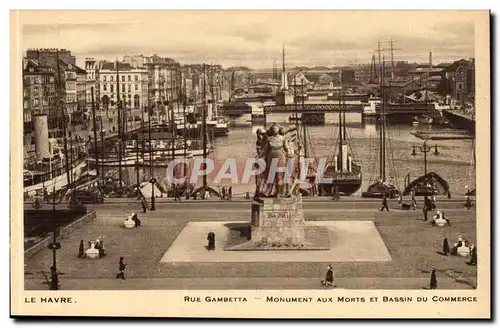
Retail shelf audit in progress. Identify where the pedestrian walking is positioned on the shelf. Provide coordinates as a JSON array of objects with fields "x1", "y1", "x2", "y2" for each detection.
[
  {"x1": 132, "y1": 213, "x2": 141, "y2": 227},
  {"x1": 116, "y1": 257, "x2": 127, "y2": 280},
  {"x1": 141, "y1": 199, "x2": 147, "y2": 213},
  {"x1": 464, "y1": 196, "x2": 473, "y2": 210},
  {"x1": 431, "y1": 195, "x2": 437, "y2": 210},
  {"x1": 424, "y1": 196, "x2": 430, "y2": 210},
  {"x1": 207, "y1": 231, "x2": 215, "y2": 250},
  {"x1": 429, "y1": 269, "x2": 437, "y2": 289},
  {"x1": 228, "y1": 186, "x2": 232, "y2": 201},
  {"x1": 468, "y1": 245, "x2": 477, "y2": 265},
  {"x1": 78, "y1": 240, "x2": 85, "y2": 258},
  {"x1": 174, "y1": 186, "x2": 181, "y2": 201},
  {"x1": 443, "y1": 238, "x2": 450, "y2": 256},
  {"x1": 380, "y1": 194, "x2": 389, "y2": 212},
  {"x1": 322, "y1": 264, "x2": 335, "y2": 287}
]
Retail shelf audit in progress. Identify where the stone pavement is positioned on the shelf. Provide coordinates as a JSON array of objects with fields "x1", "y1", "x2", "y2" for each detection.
[
  {"x1": 24, "y1": 202, "x2": 477, "y2": 290},
  {"x1": 24, "y1": 276, "x2": 476, "y2": 291}
]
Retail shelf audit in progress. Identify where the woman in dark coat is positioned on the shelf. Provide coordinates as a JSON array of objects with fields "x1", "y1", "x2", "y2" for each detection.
[
  {"x1": 443, "y1": 238, "x2": 450, "y2": 256},
  {"x1": 78, "y1": 240, "x2": 85, "y2": 258},
  {"x1": 469, "y1": 245, "x2": 477, "y2": 265},
  {"x1": 322, "y1": 265, "x2": 334, "y2": 287},
  {"x1": 430, "y1": 269, "x2": 437, "y2": 289},
  {"x1": 116, "y1": 257, "x2": 127, "y2": 279}
]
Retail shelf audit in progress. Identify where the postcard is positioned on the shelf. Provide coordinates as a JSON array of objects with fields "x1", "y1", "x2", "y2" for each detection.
[{"x1": 11, "y1": 10, "x2": 490, "y2": 318}]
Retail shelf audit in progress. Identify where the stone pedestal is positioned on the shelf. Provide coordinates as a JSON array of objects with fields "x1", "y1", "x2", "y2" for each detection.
[{"x1": 251, "y1": 196, "x2": 306, "y2": 246}]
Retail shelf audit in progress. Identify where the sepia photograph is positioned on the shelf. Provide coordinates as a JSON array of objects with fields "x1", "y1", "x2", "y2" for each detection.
[{"x1": 11, "y1": 10, "x2": 490, "y2": 318}]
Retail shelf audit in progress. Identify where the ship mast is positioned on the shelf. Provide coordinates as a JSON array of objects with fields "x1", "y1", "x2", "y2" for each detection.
[
  {"x1": 281, "y1": 44, "x2": 288, "y2": 90},
  {"x1": 116, "y1": 60, "x2": 123, "y2": 189},
  {"x1": 301, "y1": 80, "x2": 307, "y2": 158},
  {"x1": 90, "y1": 86, "x2": 98, "y2": 177},
  {"x1": 381, "y1": 57, "x2": 386, "y2": 182},
  {"x1": 55, "y1": 49, "x2": 71, "y2": 189},
  {"x1": 181, "y1": 70, "x2": 187, "y2": 159},
  {"x1": 338, "y1": 88, "x2": 343, "y2": 171},
  {"x1": 202, "y1": 64, "x2": 208, "y2": 189},
  {"x1": 170, "y1": 65, "x2": 176, "y2": 165}
]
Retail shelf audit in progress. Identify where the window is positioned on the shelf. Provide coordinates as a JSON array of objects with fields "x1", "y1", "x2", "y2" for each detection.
[
  {"x1": 110, "y1": 76, "x2": 114, "y2": 82},
  {"x1": 128, "y1": 75, "x2": 131, "y2": 81},
  {"x1": 128, "y1": 84, "x2": 131, "y2": 92},
  {"x1": 103, "y1": 76, "x2": 107, "y2": 82},
  {"x1": 122, "y1": 84, "x2": 125, "y2": 93},
  {"x1": 135, "y1": 83, "x2": 139, "y2": 91},
  {"x1": 135, "y1": 75, "x2": 139, "y2": 81},
  {"x1": 110, "y1": 84, "x2": 114, "y2": 93},
  {"x1": 121, "y1": 76, "x2": 125, "y2": 82},
  {"x1": 103, "y1": 84, "x2": 107, "y2": 91}
]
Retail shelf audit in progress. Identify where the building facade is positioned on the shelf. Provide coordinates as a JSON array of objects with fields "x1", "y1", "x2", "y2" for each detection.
[
  {"x1": 98, "y1": 61, "x2": 149, "y2": 111},
  {"x1": 58, "y1": 60, "x2": 87, "y2": 124},
  {"x1": 24, "y1": 49, "x2": 86, "y2": 126},
  {"x1": 143, "y1": 55, "x2": 182, "y2": 112},
  {"x1": 22, "y1": 59, "x2": 57, "y2": 129}
]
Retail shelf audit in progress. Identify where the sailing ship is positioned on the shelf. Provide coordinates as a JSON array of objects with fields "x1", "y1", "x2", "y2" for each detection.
[
  {"x1": 317, "y1": 89, "x2": 362, "y2": 196},
  {"x1": 402, "y1": 53, "x2": 451, "y2": 197},
  {"x1": 191, "y1": 63, "x2": 220, "y2": 198},
  {"x1": 362, "y1": 60, "x2": 399, "y2": 198}
]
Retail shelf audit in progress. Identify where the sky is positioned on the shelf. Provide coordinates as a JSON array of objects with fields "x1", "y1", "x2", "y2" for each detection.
[{"x1": 18, "y1": 11, "x2": 476, "y2": 69}]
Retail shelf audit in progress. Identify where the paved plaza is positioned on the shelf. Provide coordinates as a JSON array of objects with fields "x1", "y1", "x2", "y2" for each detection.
[
  {"x1": 161, "y1": 221, "x2": 392, "y2": 263},
  {"x1": 24, "y1": 199, "x2": 477, "y2": 290}
]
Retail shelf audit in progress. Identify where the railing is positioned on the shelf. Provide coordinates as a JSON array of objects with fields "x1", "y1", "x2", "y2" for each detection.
[{"x1": 264, "y1": 104, "x2": 363, "y2": 113}]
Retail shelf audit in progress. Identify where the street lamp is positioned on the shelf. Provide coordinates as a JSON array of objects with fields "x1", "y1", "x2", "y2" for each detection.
[
  {"x1": 46, "y1": 184, "x2": 62, "y2": 290},
  {"x1": 411, "y1": 139, "x2": 440, "y2": 187},
  {"x1": 149, "y1": 177, "x2": 156, "y2": 211}
]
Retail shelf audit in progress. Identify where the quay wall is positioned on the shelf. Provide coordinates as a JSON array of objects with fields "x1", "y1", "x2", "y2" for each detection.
[
  {"x1": 442, "y1": 110, "x2": 475, "y2": 134},
  {"x1": 24, "y1": 209, "x2": 97, "y2": 259}
]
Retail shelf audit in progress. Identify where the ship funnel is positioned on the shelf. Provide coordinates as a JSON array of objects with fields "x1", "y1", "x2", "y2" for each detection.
[{"x1": 33, "y1": 114, "x2": 50, "y2": 161}]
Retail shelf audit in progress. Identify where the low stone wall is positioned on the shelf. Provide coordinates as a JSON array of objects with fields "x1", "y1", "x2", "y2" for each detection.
[{"x1": 24, "y1": 209, "x2": 97, "y2": 260}]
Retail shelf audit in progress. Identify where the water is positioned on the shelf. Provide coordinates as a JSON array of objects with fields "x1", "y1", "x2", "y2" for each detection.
[{"x1": 127, "y1": 121, "x2": 474, "y2": 198}]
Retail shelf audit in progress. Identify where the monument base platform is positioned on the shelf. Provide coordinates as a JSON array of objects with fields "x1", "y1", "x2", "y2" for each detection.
[
  {"x1": 160, "y1": 221, "x2": 392, "y2": 263},
  {"x1": 223, "y1": 223, "x2": 330, "y2": 251}
]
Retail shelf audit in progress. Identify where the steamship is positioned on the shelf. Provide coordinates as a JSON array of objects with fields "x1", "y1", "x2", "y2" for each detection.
[{"x1": 24, "y1": 114, "x2": 91, "y2": 194}]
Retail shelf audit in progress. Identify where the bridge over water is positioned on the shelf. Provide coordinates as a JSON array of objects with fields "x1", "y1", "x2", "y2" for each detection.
[{"x1": 263, "y1": 104, "x2": 364, "y2": 114}]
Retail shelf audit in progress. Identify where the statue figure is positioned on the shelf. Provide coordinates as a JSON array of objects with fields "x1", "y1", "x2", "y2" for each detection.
[{"x1": 255, "y1": 123, "x2": 298, "y2": 198}]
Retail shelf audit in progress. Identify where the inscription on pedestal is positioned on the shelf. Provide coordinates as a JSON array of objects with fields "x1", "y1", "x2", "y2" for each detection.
[{"x1": 250, "y1": 196, "x2": 306, "y2": 245}]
